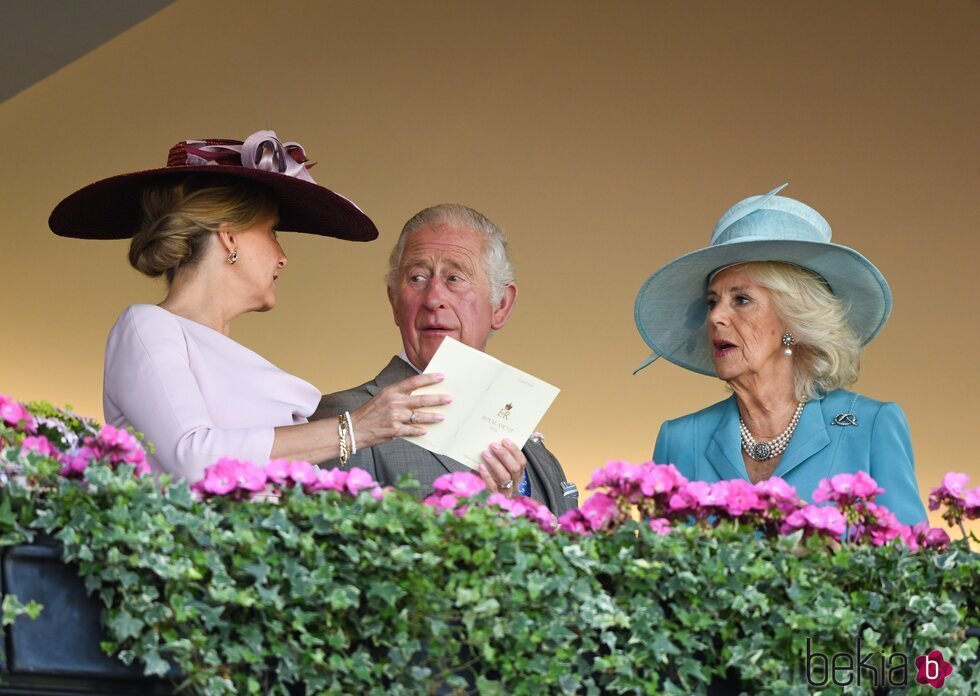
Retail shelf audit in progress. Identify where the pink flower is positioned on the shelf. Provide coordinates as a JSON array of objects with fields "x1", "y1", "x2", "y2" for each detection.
[
  {"x1": 781, "y1": 504, "x2": 846, "y2": 539},
  {"x1": 287, "y1": 460, "x2": 317, "y2": 486},
  {"x1": 668, "y1": 480, "x2": 710, "y2": 515},
  {"x1": 264, "y1": 459, "x2": 292, "y2": 484},
  {"x1": 193, "y1": 458, "x2": 268, "y2": 498},
  {"x1": 940, "y1": 472, "x2": 969, "y2": 495},
  {"x1": 928, "y1": 472, "x2": 974, "y2": 526},
  {"x1": 588, "y1": 460, "x2": 623, "y2": 489},
  {"x1": 811, "y1": 479, "x2": 834, "y2": 504},
  {"x1": 964, "y1": 487, "x2": 980, "y2": 520},
  {"x1": 487, "y1": 493, "x2": 523, "y2": 514},
  {"x1": 589, "y1": 460, "x2": 644, "y2": 501},
  {"x1": 667, "y1": 480, "x2": 733, "y2": 517},
  {"x1": 236, "y1": 461, "x2": 269, "y2": 492},
  {"x1": 813, "y1": 473, "x2": 882, "y2": 504},
  {"x1": 681, "y1": 479, "x2": 765, "y2": 519},
  {"x1": 723, "y1": 479, "x2": 764, "y2": 517},
  {"x1": 649, "y1": 518, "x2": 671, "y2": 536},
  {"x1": 638, "y1": 462, "x2": 687, "y2": 498},
  {"x1": 313, "y1": 467, "x2": 349, "y2": 492},
  {"x1": 557, "y1": 509, "x2": 591, "y2": 535},
  {"x1": 754, "y1": 478, "x2": 802, "y2": 518},
  {"x1": 487, "y1": 494, "x2": 556, "y2": 532},
  {"x1": 755, "y1": 477, "x2": 796, "y2": 500},
  {"x1": 919, "y1": 526, "x2": 951, "y2": 549},
  {"x1": 0, "y1": 395, "x2": 37, "y2": 434},
  {"x1": 901, "y1": 522, "x2": 951, "y2": 552},
  {"x1": 423, "y1": 492, "x2": 462, "y2": 512},
  {"x1": 851, "y1": 472, "x2": 883, "y2": 499},
  {"x1": 696, "y1": 480, "x2": 732, "y2": 510},
  {"x1": 860, "y1": 502, "x2": 903, "y2": 546},
  {"x1": 898, "y1": 523, "x2": 920, "y2": 553},
  {"x1": 83, "y1": 425, "x2": 149, "y2": 475},
  {"x1": 522, "y1": 498, "x2": 558, "y2": 531},
  {"x1": 193, "y1": 459, "x2": 240, "y2": 496},
  {"x1": 579, "y1": 492, "x2": 619, "y2": 532},
  {"x1": 59, "y1": 446, "x2": 96, "y2": 478},
  {"x1": 929, "y1": 472, "x2": 970, "y2": 510},
  {"x1": 666, "y1": 478, "x2": 788, "y2": 523},
  {"x1": 21, "y1": 435, "x2": 58, "y2": 458},
  {"x1": 432, "y1": 471, "x2": 486, "y2": 498},
  {"x1": 264, "y1": 458, "x2": 322, "y2": 492},
  {"x1": 345, "y1": 467, "x2": 378, "y2": 495}
]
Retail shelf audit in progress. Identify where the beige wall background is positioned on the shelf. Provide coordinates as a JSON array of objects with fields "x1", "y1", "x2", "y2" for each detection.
[{"x1": 1, "y1": 1, "x2": 977, "y2": 531}]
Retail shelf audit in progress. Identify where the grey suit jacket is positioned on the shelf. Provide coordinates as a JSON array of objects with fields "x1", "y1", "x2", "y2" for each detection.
[{"x1": 312, "y1": 356, "x2": 579, "y2": 516}]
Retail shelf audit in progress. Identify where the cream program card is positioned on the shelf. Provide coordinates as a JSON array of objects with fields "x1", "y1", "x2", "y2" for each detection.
[{"x1": 402, "y1": 337, "x2": 560, "y2": 470}]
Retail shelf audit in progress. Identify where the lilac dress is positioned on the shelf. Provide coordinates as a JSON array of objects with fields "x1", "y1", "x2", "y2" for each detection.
[{"x1": 103, "y1": 304, "x2": 321, "y2": 482}]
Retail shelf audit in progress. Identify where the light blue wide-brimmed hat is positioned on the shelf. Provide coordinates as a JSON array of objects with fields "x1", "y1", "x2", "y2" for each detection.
[{"x1": 633, "y1": 184, "x2": 892, "y2": 376}]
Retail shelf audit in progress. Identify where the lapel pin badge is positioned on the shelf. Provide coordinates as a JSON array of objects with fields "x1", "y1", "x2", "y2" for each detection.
[{"x1": 832, "y1": 413, "x2": 858, "y2": 427}]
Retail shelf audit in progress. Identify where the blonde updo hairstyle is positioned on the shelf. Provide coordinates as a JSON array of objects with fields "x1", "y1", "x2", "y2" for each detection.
[
  {"x1": 730, "y1": 261, "x2": 862, "y2": 402},
  {"x1": 129, "y1": 175, "x2": 277, "y2": 284}
]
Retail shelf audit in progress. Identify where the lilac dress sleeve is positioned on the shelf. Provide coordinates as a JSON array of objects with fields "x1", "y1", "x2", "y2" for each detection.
[{"x1": 103, "y1": 305, "x2": 320, "y2": 482}]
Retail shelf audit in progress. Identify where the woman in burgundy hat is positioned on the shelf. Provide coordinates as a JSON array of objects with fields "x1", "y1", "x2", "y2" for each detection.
[{"x1": 50, "y1": 130, "x2": 449, "y2": 482}]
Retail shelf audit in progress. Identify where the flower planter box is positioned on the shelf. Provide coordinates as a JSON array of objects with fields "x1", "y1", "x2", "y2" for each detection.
[
  {"x1": 3, "y1": 397, "x2": 978, "y2": 694},
  {"x1": 1, "y1": 543, "x2": 172, "y2": 695}
]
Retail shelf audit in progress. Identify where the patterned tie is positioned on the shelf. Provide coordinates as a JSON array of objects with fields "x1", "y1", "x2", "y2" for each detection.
[{"x1": 518, "y1": 469, "x2": 531, "y2": 496}]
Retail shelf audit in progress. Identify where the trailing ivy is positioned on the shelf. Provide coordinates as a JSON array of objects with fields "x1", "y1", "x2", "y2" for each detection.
[{"x1": 1, "y1": 397, "x2": 978, "y2": 694}]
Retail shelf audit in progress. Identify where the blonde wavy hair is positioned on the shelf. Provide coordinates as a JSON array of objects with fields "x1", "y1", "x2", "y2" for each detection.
[
  {"x1": 731, "y1": 261, "x2": 862, "y2": 401},
  {"x1": 129, "y1": 175, "x2": 277, "y2": 284}
]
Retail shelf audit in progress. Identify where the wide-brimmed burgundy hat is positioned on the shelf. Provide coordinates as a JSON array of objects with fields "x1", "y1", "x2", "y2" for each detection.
[{"x1": 49, "y1": 130, "x2": 378, "y2": 241}]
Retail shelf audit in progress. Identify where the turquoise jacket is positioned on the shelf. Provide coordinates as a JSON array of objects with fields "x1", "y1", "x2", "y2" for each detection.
[{"x1": 653, "y1": 390, "x2": 927, "y2": 524}]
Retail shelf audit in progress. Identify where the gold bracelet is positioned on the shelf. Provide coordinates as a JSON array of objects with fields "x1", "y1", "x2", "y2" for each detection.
[
  {"x1": 338, "y1": 414, "x2": 350, "y2": 465},
  {"x1": 344, "y1": 411, "x2": 356, "y2": 454}
]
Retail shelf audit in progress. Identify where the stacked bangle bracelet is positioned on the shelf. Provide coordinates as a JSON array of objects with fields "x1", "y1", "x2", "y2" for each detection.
[{"x1": 338, "y1": 411, "x2": 356, "y2": 465}]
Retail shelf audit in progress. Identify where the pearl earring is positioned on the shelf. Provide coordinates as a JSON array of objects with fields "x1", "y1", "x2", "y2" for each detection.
[
  {"x1": 228, "y1": 250, "x2": 238, "y2": 265},
  {"x1": 782, "y1": 332, "x2": 795, "y2": 356}
]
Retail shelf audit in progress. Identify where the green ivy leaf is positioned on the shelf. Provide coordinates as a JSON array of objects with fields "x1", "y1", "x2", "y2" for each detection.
[{"x1": 107, "y1": 610, "x2": 143, "y2": 640}]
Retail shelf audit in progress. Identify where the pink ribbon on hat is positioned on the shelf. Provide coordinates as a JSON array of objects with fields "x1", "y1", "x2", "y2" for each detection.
[{"x1": 183, "y1": 130, "x2": 318, "y2": 184}]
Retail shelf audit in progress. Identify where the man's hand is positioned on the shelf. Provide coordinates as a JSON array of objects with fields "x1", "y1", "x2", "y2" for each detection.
[{"x1": 478, "y1": 438, "x2": 526, "y2": 497}]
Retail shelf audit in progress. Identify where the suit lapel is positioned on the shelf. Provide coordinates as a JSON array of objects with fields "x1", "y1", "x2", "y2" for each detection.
[
  {"x1": 433, "y1": 453, "x2": 473, "y2": 475},
  {"x1": 772, "y1": 398, "x2": 829, "y2": 479},
  {"x1": 523, "y1": 442, "x2": 564, "y2": 511},
  {"x1": 371, "y1": 356, "x2": 415, "y2": 390},
  {"x1": 372, "y1": 356, "x2": 466, "y2": 475},
  {"x1": 706, "y1": 397, "x2": 749, "y2": 481}
]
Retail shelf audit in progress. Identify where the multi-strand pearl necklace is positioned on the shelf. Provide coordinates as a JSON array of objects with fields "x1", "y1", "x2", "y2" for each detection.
[{"x1": 739, "y1": 401, "x2": 805, "y2": 461}]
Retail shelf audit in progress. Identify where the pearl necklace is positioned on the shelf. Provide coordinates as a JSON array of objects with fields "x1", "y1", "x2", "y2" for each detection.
[{"x1": 739, "y1": 401, "x2": 805, "y2": 461}]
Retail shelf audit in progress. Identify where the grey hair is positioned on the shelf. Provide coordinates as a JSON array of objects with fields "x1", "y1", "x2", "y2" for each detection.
[
  {"x1": 732, "y1": 261, "x2": 862, "y2": 402},
  {"x1": 385, "y1": 204, "x2": 515, "y2": 305}
]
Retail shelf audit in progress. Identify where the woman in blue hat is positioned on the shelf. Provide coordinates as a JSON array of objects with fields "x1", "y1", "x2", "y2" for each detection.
[{"x1": 634, "y1": 184, "x2": 926, "y2": 524}]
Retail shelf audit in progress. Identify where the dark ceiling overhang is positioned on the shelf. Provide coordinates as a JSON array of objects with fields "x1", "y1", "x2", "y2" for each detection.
[{"x1": 1, "y1": 0, "x2": 175, "y2": 103}]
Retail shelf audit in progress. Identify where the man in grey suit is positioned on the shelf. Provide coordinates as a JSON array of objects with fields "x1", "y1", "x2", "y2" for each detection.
[{"x1": 314, "y1": 204, "x2": 578, "y2": 516}]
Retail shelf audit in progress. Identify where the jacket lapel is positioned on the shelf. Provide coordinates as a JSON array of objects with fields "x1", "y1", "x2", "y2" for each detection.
[
  {"x1": 706, "y1": 397, "x2": 749, "y2": 481},
  {"x1": 372, "y1": 356, "x2": 465, "y2": 475},
  {"x1": 772, "y1": 398, "x2": 830, "y2": 479},
  {"x1": 371, "y1": 356, "x2": 415, "y2": 390},
  {"x1": 433, "y1": 453, "x2": 473, "y2": 475}
]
